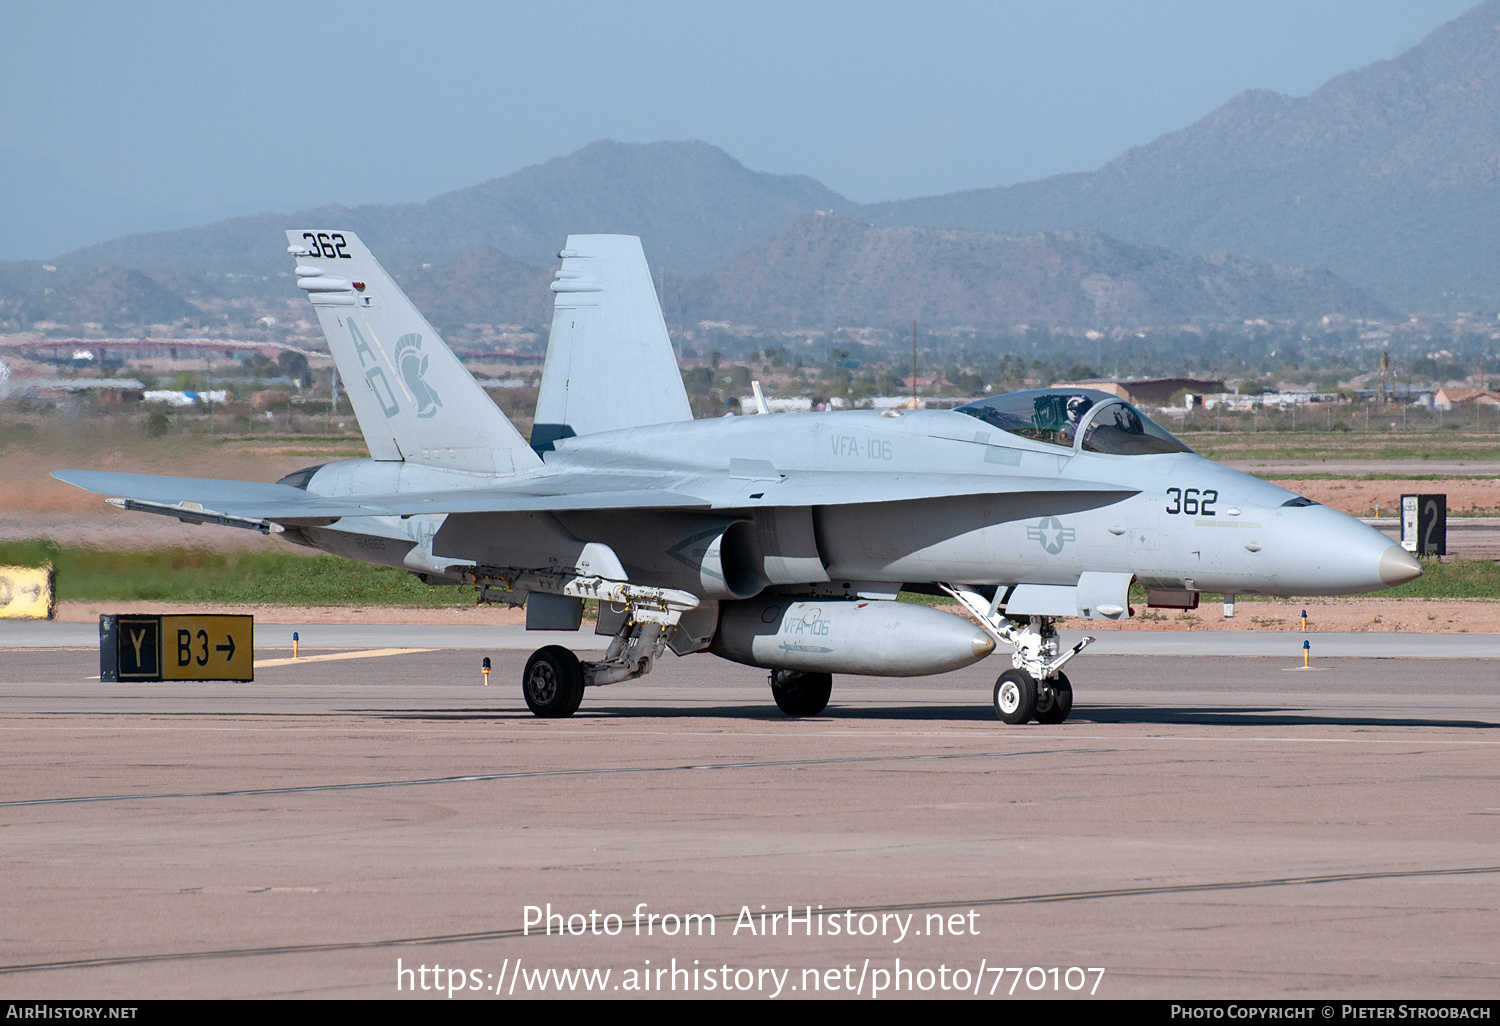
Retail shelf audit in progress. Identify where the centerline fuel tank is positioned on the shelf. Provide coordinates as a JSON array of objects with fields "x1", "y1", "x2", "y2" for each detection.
[{"x1": 711, "y1": 597, "x2": 995, "y2": 677}]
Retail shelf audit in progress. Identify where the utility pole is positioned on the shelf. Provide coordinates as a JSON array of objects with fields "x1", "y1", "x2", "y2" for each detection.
[{"x1": 907, "y1": 320, "x2": 920, "y2": 409}]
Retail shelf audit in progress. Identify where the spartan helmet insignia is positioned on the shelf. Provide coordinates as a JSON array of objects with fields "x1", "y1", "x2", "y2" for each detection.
[{"x1": 394, "y1": 333, "x2": 442, "y2": 419}]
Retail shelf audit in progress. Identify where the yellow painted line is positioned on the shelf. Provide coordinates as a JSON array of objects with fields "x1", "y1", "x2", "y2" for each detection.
[
  {"x1": 253, "y1": 647, "x2": 434, "y2": 668},
  {"x1": 0, "y1": 648, "x2": 95, "y2": 653}
]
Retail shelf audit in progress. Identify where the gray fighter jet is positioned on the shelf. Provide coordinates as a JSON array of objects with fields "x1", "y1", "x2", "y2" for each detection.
[{"x1": 54, "y1": 230, "x2": 1422, "y2": 723}]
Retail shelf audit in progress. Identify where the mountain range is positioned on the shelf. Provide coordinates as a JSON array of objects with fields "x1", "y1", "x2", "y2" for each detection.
[
  {"x1": 676, "y1": 213, "x2": 1384, "y2": 330},
  {"x1": 865, "y1": 0, "x2": 1500, "y2": 312},
  {"x1": 4, "y1": 2, "x2": 1497, "y2": 333}
]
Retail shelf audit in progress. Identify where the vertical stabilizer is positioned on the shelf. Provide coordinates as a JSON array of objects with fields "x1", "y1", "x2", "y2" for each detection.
[
  {"x1": 287, "y1": 230, "x2": 541, "y2": 476},
  {"x1": 532, "y1": 235, "x2": 692, "y2": 451}
]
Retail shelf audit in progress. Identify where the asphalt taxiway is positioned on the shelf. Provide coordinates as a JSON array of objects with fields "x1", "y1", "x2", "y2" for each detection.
[
  {"x1": 7, "y1": 619, "x2": 1500, "y2": 657},
  {"x1": 0, "y1": 636, "x2": 1496, "y2": 999}
]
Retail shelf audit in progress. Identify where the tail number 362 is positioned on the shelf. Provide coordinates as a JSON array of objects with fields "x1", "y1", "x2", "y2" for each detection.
[
  {"x1": 302, "y1": 232, "x2": 351, "y2": 258},
  {"x1": 1166, "y1": 487, "x2": 1217, "y2": 516}
]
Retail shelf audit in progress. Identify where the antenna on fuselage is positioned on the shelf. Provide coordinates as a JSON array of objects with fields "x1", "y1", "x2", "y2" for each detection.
[{"x1": 751, "y1": 380, "x2": 771, "y2": 415}]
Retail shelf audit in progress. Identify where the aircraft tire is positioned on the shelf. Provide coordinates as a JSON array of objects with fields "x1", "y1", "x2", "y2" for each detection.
[
  {"x1": 1035, "y1": 672, "x2": 1073, "y2": 724},
  {"x1": 771, "y1": 670, "x2": 832, "y2": 717},
  {"x1": 993, "y1": 668, "x2": 1038, "y2": 724},
  {"x1": 523, "y1": 646, "x2": 585, "y2": 718}
]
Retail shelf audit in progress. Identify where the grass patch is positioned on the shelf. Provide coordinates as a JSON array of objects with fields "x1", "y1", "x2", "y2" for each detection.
[
  {"x1": 4, "y1": 542, "x2": 1496, "y2": 607},
  {"x1": 1135, "y1": 560, "x2": 1500, "y2": 602},
  {"x1": 0, "y1": 541, "x2": 475, "y2": 608},
  {"x1": 897, "y1": 589, "x2": 957, "y2": 607},
  {"x1": 1179, "y1": 431, "x2": 1500, "y2": 464},
  {"x1": 1377, "y1": 558, "x2": 1500, "y2": 599}
]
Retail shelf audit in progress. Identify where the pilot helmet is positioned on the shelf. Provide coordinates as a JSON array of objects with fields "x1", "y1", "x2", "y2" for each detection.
[{"x1": 1066, "y1": 394, "x2": 1093, "y2": 422}]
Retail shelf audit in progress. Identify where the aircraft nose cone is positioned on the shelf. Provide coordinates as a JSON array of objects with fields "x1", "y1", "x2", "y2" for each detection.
[{"x1": 1379, "y1": 545, "x2": 1422, "y2": 586}]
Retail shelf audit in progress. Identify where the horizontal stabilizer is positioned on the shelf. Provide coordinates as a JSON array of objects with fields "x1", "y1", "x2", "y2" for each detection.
[
  {"x1": 55, "y1": 470, "x2": 317, "y2": 507},
  {"x1": 53, "y1": 469, "x2": 711, "y2": 519}
]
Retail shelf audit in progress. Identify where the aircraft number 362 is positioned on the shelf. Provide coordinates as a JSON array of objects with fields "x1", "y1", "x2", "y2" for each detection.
[
  {"x1": 301, "y1": 232, "x2": 353, "y2": 259},
  {"x1": 1165, "y1": 487, "x2": 1218, "y2": 516}
]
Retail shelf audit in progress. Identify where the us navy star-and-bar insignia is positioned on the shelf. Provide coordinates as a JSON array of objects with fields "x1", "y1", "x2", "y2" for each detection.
[{"x1": 1027, "y1": 516, "x2": 1076, "y2": 555}]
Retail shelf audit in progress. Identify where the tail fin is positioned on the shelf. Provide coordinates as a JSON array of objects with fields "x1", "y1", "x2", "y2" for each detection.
[
  {"x1": 532, "y1": 235, "x2": 692, "y2": 451},
  {"x1": 286, "y1": 229, "x2": 541, "y2": 475}
]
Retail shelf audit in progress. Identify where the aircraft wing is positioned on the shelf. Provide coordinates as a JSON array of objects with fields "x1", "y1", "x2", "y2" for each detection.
[
  {"x1": 51, "y1": 470, "x2": 711, "y2": 527},
  {"x1": 57, "y1": 468, "x2": 1136, "y2": 530}
]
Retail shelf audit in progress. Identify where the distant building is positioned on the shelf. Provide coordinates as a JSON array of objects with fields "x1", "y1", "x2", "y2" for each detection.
[
  {"x1": 143, "y1": 389, "x2": 229, "y2": 407},
  {"x1": 1433, "y1": 387, "x2": 1500, "y2": 410},
  {"x1": 1051, "y1": 378, "x2": 1225, "y2": 406}
]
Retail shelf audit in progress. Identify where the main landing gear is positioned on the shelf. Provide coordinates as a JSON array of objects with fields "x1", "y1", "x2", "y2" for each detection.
[
  {"x1": 522, "y1": 646, "x2": 584, "y2": 718},
  {"x1": 941, "y1": 585, "x2": 1092, "y2": 726},
  {"x1": 461, "y1": 566, "x2": 698, "y2": 720},
  {"x1": 522, "y1": 618, "x2": 676, "y2": 718},
  {"x1": 769, "y1": 669, "x2": 832, "y2": 717}
]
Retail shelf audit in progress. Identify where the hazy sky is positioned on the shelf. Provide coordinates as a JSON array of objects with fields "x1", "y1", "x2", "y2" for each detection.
[{"x1": 0, "y1": 0, "x2": 1478, "y2": 222}]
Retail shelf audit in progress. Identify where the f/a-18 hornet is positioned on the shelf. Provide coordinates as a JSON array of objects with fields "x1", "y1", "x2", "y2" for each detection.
[{"x1": 55, "y1": 230, "x2": 1422, "y2": 723}]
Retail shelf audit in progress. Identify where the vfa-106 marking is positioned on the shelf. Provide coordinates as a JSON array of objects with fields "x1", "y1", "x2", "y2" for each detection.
[
  {"x1": 58, "y1": 230, "x2": 1422, "y2": 723},
  {"x1": 100, "y1": 614, "x2": 253, "y2": 682}
]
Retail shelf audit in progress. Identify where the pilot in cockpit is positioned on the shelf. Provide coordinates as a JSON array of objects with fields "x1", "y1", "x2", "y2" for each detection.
[{"x1": 1064, "y1": 393, "x2": 1094, "y2": 431}]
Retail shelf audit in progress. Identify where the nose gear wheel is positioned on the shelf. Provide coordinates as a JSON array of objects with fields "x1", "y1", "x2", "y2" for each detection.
[
  {"x1": 1035, "y1": 671, "x2": 1073, "y2": 724},
  {"x1": 993, "y1": 668, "x2": 1038, "y2": 724}
]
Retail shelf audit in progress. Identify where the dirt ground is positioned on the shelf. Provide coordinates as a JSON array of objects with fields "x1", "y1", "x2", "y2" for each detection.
[
  {"x1": 1061, "y1": 595, "x2": 1500, "y2": 634},
  {"x1": 1270, "y1": 477, "x2": 1500, "y2": 516},
  {"x1": 0, "y1": 428, "x2": 363, "y2": 551},
  {"x1": 0, "y1": 422, "x2": 361, "y2": 519}
]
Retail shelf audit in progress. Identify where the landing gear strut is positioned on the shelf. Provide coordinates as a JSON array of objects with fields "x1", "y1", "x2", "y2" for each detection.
[
  {"x1": 520, "y1": 618, "x2": 681, "y2": 719},
  {"x1": 942, "y1": 585, "x2": 1093, "y2": 725}
]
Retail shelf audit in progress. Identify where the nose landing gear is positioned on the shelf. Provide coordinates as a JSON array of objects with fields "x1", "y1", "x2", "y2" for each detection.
[
  {"x1": 1033, "y1": 671, "x2": 1073, "y2": 725},
  {"x1": 943, "y1": 584, "x2": 1092, "y2": 725},
  {"x1": 992, "y1": 668, "x2": 1036, "y2": 724}
]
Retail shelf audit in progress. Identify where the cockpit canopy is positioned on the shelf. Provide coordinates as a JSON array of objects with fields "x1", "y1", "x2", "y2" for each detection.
[{"x1": 955, "y1": 388, "x2": 1192, "y2": 455}]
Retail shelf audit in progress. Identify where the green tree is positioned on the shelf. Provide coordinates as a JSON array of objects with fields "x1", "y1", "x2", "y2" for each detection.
[
  {"x1": 142, "y1": 406, "x2": 171, "y2": 438},
  {"x1": 278, "y1": 350, "x2": 312, "y2": 388},
  {"x1": 682, "y1": 367, "x2": 715, "y2": 395}
]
